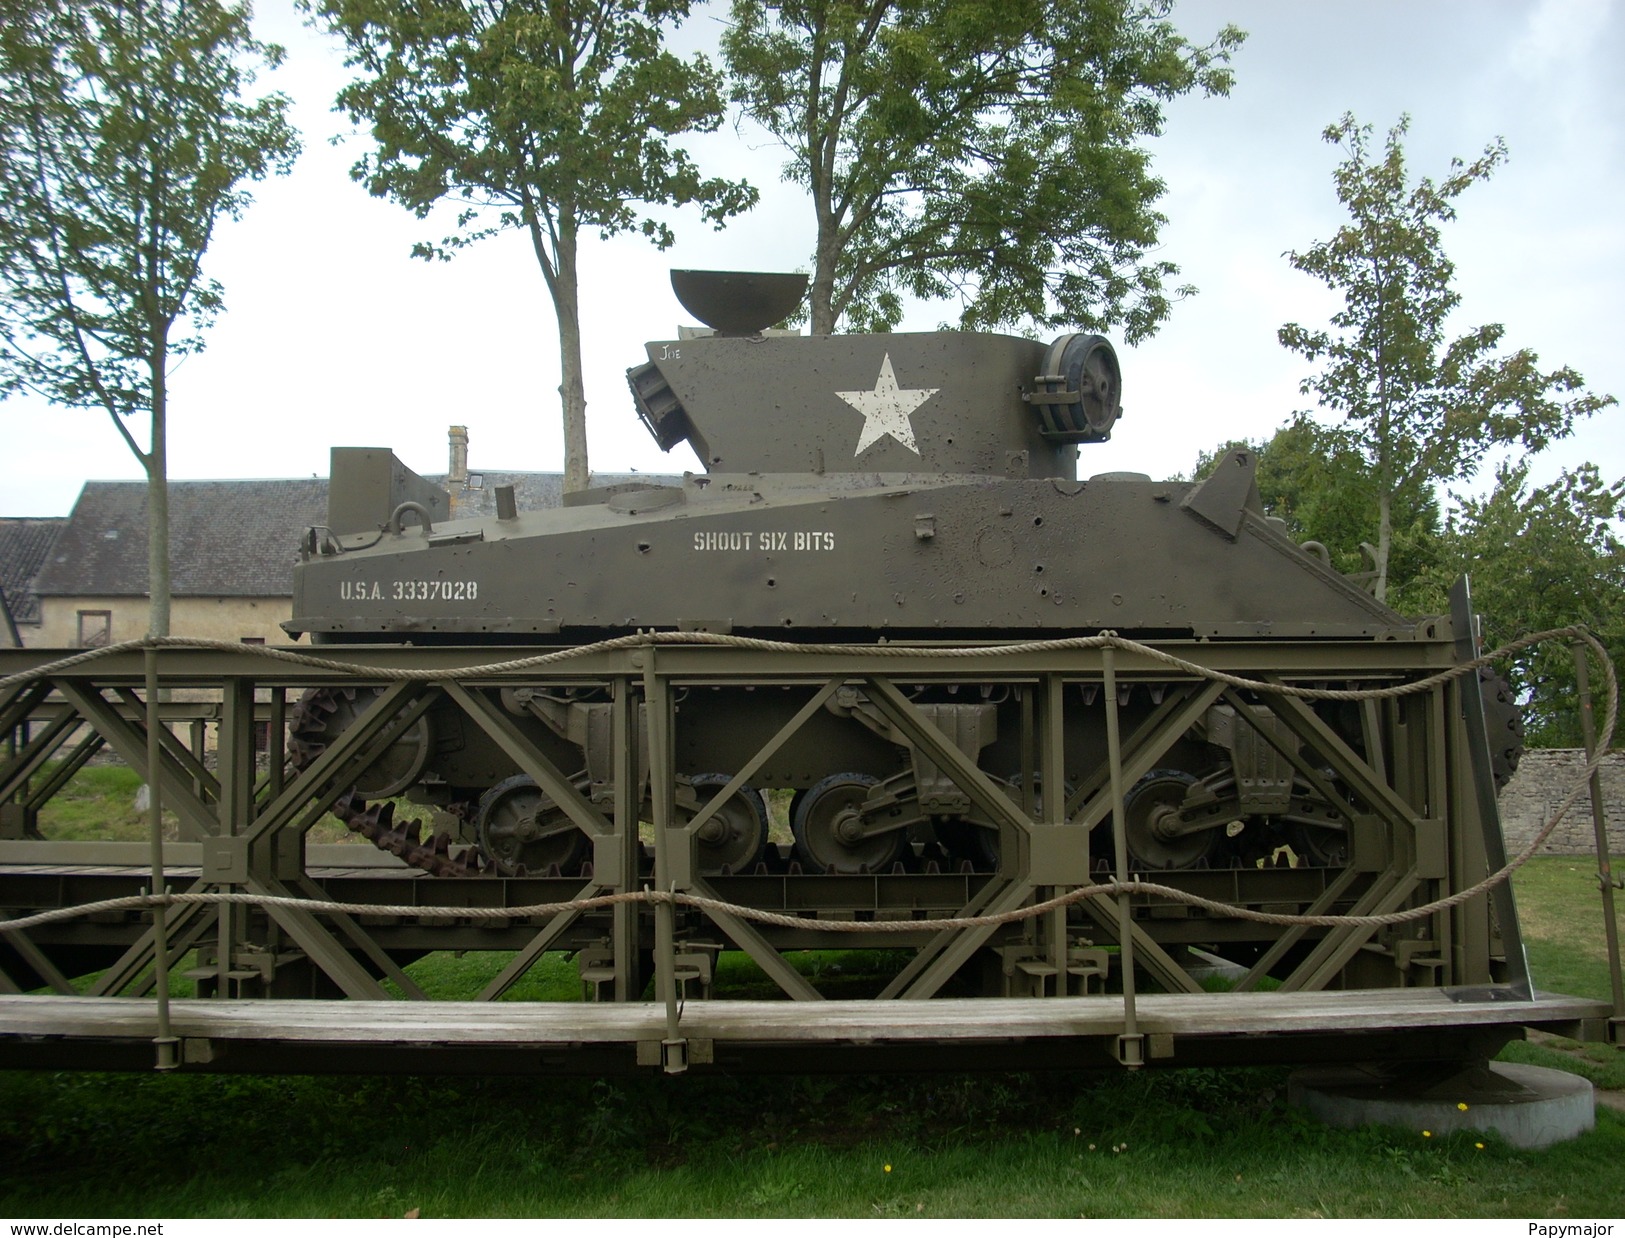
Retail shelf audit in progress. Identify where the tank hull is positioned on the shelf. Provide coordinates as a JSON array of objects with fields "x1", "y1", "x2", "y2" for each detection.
[{"x1": 288, "y1": 468, "x2": 1402, "y2": 643}]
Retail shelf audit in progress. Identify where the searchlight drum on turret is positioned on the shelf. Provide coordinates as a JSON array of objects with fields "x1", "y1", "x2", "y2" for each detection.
[{"x1": 1025, "y1": 332, "x2": 1122, "y2": 443}]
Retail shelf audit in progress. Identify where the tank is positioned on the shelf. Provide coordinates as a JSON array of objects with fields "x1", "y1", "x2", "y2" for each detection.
[
  {"x1": 280, "y1": 271, "x2": 1496, "y2": 892},
  {"x1": 289, "y1": 272, "x2": 1399, "y2": 648}
]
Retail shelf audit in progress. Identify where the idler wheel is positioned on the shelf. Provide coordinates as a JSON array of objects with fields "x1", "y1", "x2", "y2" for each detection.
[
  {"x1": 686, "y1": 773, "x2": 769, "y2": 874},
  {"x1": 1122, "y1": 769, "x2": 1217, "y2": 870},
  {"x1": 476, "y1": 774, "x2": 589, "y2": 877},
  {"x1": 791, "y1": 772, "x2": 902, "y2": 875}
]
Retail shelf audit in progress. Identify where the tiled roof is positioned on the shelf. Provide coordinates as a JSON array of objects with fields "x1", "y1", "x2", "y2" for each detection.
[
  {"x1": 33, "y1": 480, "x2": 329, "y2": 598},
  {"x1": 0, "y1": 517, "x2": 66, "y2": 624}
]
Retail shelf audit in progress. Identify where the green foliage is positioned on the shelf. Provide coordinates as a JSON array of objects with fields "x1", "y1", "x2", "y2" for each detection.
[
  {"x1": 34, "y1": 763, "x2": 173, "y2": 842},
  {"x1": 1189, "y1": 425, "x2": 1625, "y2": 735},
  {"x1": 722, "y1": 0, "x2": 1243, "y2": 335},
  {"x1": 28, "y1": 759, "x2": 359, "y2": 844},
  {"x1": 1431, "y1": 463, "x2": 1625, "y2": 745},
  {"x1": 0, "y1": 0, "x2": 298, "y2": 418},
  {"x1": 0, "y1": 0, "x2": 298, "y2": 634},
  {"x1": 390, "y1": 948, "x2": 582, "y2": 1001},
  {"x1": 320, "y1": 0, "x2": 752, "y2": 254},
  {"x1": 1278, "y1": 114, "x2": 1614, "y2": 603},
  {"x1": 313, "y1": 0, "x2": 757, "y2": 491},
  {"x1": 1502, "y1": 1037, "x2": 1625, "y2": 1093}
]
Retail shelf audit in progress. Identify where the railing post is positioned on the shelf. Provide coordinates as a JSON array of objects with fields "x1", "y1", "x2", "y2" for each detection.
[
  {"x1": 1042, "y1": 673, "x2": 1067, "y2": 987},
  {"x1": 1101, "y1": 640, "x2": 1142, "y2": 1066},
  {"x1": 144, "y1": 642, "x2": 177, "y2": 1070},
  {"x1": 267, "y1": 687, "x2": 286, "y2": 802},
  {"x1": 639, "y1": 647, "x2": 686, "y2": 1073},
  {"x1": 1573, "y1": 639, "x2": 1624, "y2": 1031},
  {"x1": 612, "y1": 674, "x2": 641, "y2": 1002}
]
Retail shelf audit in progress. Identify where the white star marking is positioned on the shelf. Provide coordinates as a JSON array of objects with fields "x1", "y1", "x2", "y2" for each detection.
[{"x1": 836, "y1": 353, "x2": 939, "y2": 456}]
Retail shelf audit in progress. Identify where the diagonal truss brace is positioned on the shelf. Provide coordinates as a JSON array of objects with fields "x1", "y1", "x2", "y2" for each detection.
[
  {"x1": 441, "y1": 681, "x2": 611, "y2": 839},
  {"x1": 55, "y1": 684, "x2": 217, "y2": 839}
]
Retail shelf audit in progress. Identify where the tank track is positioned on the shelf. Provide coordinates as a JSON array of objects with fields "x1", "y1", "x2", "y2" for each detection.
[{"x1": 286, "y1": 687, "x2": 485, "y2": 878}]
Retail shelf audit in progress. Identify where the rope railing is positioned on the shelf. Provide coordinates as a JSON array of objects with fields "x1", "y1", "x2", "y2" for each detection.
[{"x1": 0, "y1": 627, "x2": 1616, "y2": 943}]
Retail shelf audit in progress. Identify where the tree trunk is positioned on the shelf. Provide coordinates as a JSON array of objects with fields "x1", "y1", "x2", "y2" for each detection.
[
  {"x1": 1374, "y1": 487, "x2": 1392, "y2": 606},
  {"x1": 146, "y1": 350, "x2": 171, "y2": 638},
  {"x1": 554, "y1": 219, "x2": 590, "y2": 495},
  {"x1": 808, "y1": 158, "x2": 841, "y2": 334},
  {"x1": 1373, "y1": 382, "x2": 1392, "y2": 606},
  {"x1": 809, "y1": 236, "x2": 839, "y2": 335}
]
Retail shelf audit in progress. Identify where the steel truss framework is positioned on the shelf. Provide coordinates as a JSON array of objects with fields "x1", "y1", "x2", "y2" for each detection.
[{"x1": 0, "y1": 612, "x2": 1616, "y2": 1074}]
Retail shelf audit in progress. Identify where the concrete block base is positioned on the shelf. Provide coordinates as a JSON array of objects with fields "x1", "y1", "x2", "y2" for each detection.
[{"x1": 1289, "y1": 1060, "x2": 1594, "y2": 1150}]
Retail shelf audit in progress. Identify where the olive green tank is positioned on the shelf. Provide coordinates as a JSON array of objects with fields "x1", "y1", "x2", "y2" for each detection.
[{"x1": 282, "y1": 272, "x2": 1474, "y2": 882}]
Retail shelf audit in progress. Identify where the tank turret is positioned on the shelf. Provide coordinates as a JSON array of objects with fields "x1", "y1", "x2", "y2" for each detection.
[{"x1": 628, "y1": 271, "x2": 1122, "y2": 477}]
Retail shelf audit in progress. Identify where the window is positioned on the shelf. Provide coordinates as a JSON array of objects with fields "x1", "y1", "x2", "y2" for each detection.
[{"x1": 76, "y1": 610, "x2": 111, "y2": 648}]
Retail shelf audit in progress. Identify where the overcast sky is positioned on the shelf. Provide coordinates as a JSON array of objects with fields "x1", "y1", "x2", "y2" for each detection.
[{"x1": 3, "y1": 0, "x2": 1620, "y2": 516}]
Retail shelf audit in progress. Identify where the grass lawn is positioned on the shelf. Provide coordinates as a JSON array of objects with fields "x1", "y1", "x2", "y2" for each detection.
[{"x1": 0, "y1": 1061, "x2": 1619, "y2": 1219}]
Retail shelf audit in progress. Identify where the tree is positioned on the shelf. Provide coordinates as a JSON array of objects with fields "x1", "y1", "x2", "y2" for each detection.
[
  {"x1": 1279, "y1": 114, "x2": 1615, "y2": 604},
  {"x1": 1194, "y1": 418, "x2": 1624, "y2": 746},
  {"x1": 722, "y1": 0, "x2": 1243, "y2": 335},
  {"x1": 1433, "y1": 463, "x2": 1625, "y2": 747},
  {"x1": 315, "y1": 0, "x2": 757, "y2": 494},
  {"x1": 0, "y1": 0, "x2": 298, "y2": 637}
]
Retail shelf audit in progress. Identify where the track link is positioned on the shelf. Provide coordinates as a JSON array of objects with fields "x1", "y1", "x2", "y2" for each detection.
[{"x1": 287, "y1": 688, "x2": 484, "y2": 878}]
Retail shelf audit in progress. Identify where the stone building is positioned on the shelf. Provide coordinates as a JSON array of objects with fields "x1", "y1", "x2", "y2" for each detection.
[{"x1": 29, "y1": 479, "x2": 329, "y2": 647}]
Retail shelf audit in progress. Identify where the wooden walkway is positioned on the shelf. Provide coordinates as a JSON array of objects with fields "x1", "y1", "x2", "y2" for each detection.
[{"x1": 0, "y1": 987, "x2": 1610, "y2": 1074}]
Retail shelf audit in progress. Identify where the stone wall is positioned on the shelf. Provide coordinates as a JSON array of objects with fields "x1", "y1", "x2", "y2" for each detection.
[{"x1": 1497, "y1": 748, "x2": 1625, "y2": 857}]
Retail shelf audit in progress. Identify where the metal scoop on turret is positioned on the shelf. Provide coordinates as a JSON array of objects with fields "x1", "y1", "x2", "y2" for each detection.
[{"x1": 670, "y1": 269, "x2": 808, "y2": 336}]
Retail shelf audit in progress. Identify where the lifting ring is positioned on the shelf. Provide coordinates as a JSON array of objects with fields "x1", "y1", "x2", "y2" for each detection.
[{"x1": 388, "y1": 501, "x2": 435, "y2": 535}]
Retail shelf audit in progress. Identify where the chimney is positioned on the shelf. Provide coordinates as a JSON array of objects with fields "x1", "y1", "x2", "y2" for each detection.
[{"x1": 448, "y1": 425, "x2": 469, "y2": 485}]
